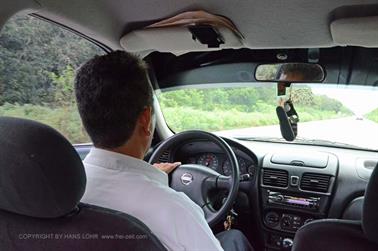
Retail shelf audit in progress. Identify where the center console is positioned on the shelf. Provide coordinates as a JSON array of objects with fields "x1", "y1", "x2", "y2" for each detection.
[{"x1": 259, "y1": 151, "x2": 338, "y2": 250}]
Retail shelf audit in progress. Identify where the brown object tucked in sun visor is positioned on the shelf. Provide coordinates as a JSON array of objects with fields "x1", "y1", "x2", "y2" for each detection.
[{"x1": 120, "y1": 10, "x2": 244, "y2": 54}]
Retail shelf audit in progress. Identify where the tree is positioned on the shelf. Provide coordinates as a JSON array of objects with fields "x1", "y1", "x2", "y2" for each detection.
[
  {"x1": 291, "y1": 87, "x2": 314, "y2": 105},
  {"x1": 0, "y1": 14, "x2": 103, "y2": 105},
  {"x1": 50, "y1": 65, "x2": 76, "y2": 107}
]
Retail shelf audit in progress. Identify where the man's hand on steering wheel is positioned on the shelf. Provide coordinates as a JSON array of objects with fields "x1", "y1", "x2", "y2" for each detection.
[{"x1": 153, "y1": 162, "x2": 181, "y2": 174}]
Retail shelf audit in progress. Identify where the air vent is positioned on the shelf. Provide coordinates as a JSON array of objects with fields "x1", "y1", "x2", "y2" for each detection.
[
  {"x1": 300, "y1": 173, "x2": 331, "y2": 193},
  {"x1": 158, "y1": 150, "x2": 170, "y2": 163},
  {"x1": 262, "y1": 169, "x2": 288, "y2": 187}
]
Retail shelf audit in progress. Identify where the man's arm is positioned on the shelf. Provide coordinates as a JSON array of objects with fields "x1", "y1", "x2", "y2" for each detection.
[
  {"x1": 153, "y1": 162, "x2": 181, "y2": 174},
  {"x1": 170, "y1": 192, "x2": 224, "y2": 251}
]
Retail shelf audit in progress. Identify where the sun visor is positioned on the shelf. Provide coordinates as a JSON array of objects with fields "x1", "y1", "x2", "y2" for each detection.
[
  {"x1": 331, "y1": 16, "x2": 378, "y2": 47},
  {"x1": 120, "y1": 11, "x2": 244, "y2": 54}
]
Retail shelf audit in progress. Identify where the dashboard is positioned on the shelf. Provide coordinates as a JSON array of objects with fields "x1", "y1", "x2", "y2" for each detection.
[{"x1": 153, "y1": 137, "x2": 378, "y2": 251}]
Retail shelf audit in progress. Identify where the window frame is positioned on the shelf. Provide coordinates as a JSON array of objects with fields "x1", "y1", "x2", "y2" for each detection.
[{"x1": 30, "y1": 13, "x2": 112, "y2": 54}]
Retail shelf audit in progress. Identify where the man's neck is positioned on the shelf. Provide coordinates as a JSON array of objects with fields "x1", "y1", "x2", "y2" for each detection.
[
  {"x1": 109, "y1": 146, "x2": 143, "y2": 159},
  {"x1": 95, "y1": 128, "x2": 148, "y2": 160},
  {"x1": 100, "y1": 141, "x2": 145, "y2": 160}
]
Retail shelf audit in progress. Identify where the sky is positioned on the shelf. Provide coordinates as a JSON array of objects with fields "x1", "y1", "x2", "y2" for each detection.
[{"x1": 311, "y1": 85, "x2": 378, "y2": 115}]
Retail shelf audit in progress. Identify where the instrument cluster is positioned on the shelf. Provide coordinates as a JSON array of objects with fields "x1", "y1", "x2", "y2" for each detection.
[{"x1": 185, "y1": 152, "x2": 255, "y2": 176}]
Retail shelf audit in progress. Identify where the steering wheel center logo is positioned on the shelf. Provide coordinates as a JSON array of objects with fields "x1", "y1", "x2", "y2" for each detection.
[{"x1": 181, "y1": 173, "x2": 193, "y2": 185}]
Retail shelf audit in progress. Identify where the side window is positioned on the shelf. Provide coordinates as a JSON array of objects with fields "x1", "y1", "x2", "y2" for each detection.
[{"x1": 0, "y1": 14, "x2": 104, "y2": 144}]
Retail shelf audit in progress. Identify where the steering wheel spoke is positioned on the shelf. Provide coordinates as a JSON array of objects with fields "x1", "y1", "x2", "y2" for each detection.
[
  {"x1": 216, "y1": 175, "x2": 232, "y2": 190},
  {"x1": 202, "y1": 203, "x2": 218, "y2": 224},
  {"x1": 169, "y1": 164, "x2": 219, "y2": 207}
]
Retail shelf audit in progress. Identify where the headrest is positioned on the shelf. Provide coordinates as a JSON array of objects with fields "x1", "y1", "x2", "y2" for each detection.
[
  {"x1": 363, "y1": 163, "x2": 378, "y2": 243},
  {"x1": 0, "y1": 117, "x2": 86, "y2": 218}
]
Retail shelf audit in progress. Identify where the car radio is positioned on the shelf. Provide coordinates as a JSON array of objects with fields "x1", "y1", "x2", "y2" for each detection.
[{"x1": 267, "y1": 191, "x2": 320, "y2": 210}]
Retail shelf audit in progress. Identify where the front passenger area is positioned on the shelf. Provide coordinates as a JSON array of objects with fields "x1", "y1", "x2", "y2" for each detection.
[
  {"x1": 0, "y1": 117, "x2": 167, "y2": 251},
  {"x1": 292, "y1": 161, "x2": 378, "y2": 251}
]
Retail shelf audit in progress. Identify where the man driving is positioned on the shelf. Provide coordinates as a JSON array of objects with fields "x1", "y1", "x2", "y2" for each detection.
[{"x1": 75, "y1": 51, "x2": 253, "y2": 251}]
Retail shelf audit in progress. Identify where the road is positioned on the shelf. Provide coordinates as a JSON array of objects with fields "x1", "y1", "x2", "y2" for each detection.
[{"x1": 216, "y1": 117, "x2": 378, "y2": 150}]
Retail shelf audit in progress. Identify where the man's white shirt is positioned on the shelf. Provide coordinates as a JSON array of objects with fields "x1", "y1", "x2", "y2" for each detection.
[{"x1": 81, "y1": 148, "x2": 223, "y2": 251}]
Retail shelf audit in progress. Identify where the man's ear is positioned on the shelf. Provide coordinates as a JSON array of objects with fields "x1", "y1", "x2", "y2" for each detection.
[{"x1": 138, "y1": 106, "x2": 153, "y2": 136}]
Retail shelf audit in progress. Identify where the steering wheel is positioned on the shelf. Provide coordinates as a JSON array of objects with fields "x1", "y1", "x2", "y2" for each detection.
[{"x1": 149, "y1": 130, "x2": 240, "y2": 227}]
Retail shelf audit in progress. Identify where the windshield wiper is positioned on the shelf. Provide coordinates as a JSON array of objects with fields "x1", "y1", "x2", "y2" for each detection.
[
  {"x1": 293, "y1": 138, "x2": 369, "y2": 150},
  {"x1": 235, "y1": 136, "x2": 288, "y2": 143},
  {"x1": 236, "y1": 136, "x2": 376, "y2": 151}
]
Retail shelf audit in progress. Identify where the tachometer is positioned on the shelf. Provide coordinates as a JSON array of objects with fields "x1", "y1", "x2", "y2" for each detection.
[
  {"x1": 238, "y1": 158, "x2": 248, "y2": 173},
  {"x1": 197, "y1": 153, "x2": 219, "y2": 170},
  {"x1": 222, "y1": 157, "x2": 249, "y2": 176},
  {"x1": 222, "y1": 160, "x2": 232, "y2": 176}
]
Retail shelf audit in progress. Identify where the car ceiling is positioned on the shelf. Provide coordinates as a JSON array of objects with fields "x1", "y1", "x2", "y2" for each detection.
[{"x1": 1, "y1": 0, "x2": 378, "y2": 51}]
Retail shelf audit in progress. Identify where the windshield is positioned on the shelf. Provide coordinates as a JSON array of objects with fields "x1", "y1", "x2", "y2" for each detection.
[{"x1": 157, "y1": 83, "x2": 378, "y2": 151}]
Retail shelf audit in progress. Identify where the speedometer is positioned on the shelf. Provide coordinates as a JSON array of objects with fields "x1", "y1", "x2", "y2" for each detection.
[{"x1": 197, "y1": 153, "x2": 219, "y2": 170}]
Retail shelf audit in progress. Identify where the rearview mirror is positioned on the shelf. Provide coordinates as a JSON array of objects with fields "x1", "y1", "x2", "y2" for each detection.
[{"x1": 255, "y1": 63, "x2": 325, "y2": 83}]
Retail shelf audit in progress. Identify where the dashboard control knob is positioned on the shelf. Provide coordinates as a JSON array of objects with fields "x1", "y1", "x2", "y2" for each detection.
[
  {"x1": 265, "y1": 212, "x2": 280, "y2": 227},
  {"x1": 281, "y1": 216, "x2": 292, "y2": 228},
  {"x1": 282, "y1": 238, "x2": 293, "y2": 248},
  {"x1": 277, "y1": 194, "x2": 284, "y2": 201}
]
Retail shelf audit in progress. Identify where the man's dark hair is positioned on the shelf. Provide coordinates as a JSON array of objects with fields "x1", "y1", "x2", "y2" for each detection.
[
  {"x1": 277, "y1": 63, "x2": 324, "y2": 81},
  {"x1": 75, "y1": 50, "x2": 153, "y2": 148}
]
